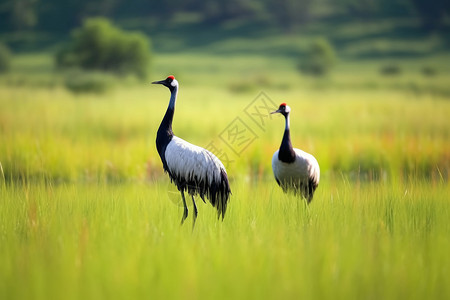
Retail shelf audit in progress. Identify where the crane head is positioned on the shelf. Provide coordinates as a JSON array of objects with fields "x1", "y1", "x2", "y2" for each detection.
[
  {"x1": 152, "y1": 75, "x2": 178, "y2": 91},
  {"x1": 271, "y1": 103, "x2": 291, "y2": 116}
]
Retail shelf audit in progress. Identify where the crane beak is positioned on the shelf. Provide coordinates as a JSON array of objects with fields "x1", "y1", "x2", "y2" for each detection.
[
  {"x1": 152, "y1": 79, "x2": 165, "y2": 85},
  {"x1": 270, "y1": 109, "x2": 281, "y2": 114}
]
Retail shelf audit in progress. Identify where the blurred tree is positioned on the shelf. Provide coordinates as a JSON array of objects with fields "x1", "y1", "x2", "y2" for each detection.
[
  {"x1": 380, "y1": 63, "x2": 402, "y2": 76},
  {"x1": 37, "y1": 0, "x2": 88, "y2": 31},
  {"x1": 199, "y1": 0, "x2": 263, "y2": 24},
  {"x1": 113, "y1": 0, "x2": 149, "y2": 18},
  {"x1": 12, "y1": 0, "x2": 38, "y2": 29},
  {"x1": 63, "y1": 70, "x2": 115, "y2": 94},
  {"x1": 1, "y1": 0, "x2": 448, "y2": 40},
  {"x1": 0, "y1": 43, "x2": 12, "y2": 73},
  {"x1": 298, "y1": 37, "x2": 337, "y2": 76},
  {"x1": 0, "y1": 0, "x2": 39, "y2": 30},
  {"x1": 266, "y1": 0, "x2": 312, "y2": 31},
  {"x1": 337, "y1": 0, "x2": 415, "y2": 18},
  {"x1": 56, "y1": 17, "x2": 151, "y2": 79},
  {"x1": 38, "y1": 0, "x2": 121, "y2": 32},
  {"x1": 114, "y1": 0, "x2": 185, "y2": 22},
  {"x1": 339, "y1": 0, "x2": 379, "y2": 18},
  {"x1": 410, "y1": 0, "x2": 450, "y2": 30}
]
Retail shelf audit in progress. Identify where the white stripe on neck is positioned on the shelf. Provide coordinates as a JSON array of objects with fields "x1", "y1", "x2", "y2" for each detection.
[
  {"x1": 285, "y1": 113, "x2": 290, "y2": 131},
  {"x1": 168, "y1": 87, "x2": 178, "y2": 109}
]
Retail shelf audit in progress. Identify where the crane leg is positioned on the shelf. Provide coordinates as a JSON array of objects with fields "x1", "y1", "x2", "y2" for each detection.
[
  {"x1": 191, "y1": 195, "x2": 198, "y2": 229},
  {"x1": 180, "y1": 191, "x2": 188, "y2": 225}
]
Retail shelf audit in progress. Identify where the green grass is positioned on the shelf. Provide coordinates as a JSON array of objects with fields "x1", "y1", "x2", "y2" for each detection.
[
  {"x1": 0, "y1": 179, "x2": 449, "y2": 299},
  {"x1": 0, "y1": 83, "x2": 448, "y2": 182}
]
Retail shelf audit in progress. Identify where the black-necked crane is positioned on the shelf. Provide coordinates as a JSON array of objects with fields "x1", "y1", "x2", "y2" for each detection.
[
  {"x1": 271, "y1": 103, "x2": 320, "y2": 203},
  {"x1": 152, "y1": 75, "x2": 231, "y2": 226}
]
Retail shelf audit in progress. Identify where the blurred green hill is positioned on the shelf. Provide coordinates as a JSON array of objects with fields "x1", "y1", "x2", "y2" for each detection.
[
  {"x1": 0, "y1": 0, "x2": 449, "y2": 53},
  {"x1": 0, "y1": 0, "x2": 449, "y2": 95}
]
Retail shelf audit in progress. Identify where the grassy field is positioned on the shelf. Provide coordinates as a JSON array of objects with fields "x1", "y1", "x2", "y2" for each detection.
[
  {"x1": 1, "y1": 21, "x2": 450, "y2": 299},
  {"x1": 0, "y1": 179, "x2": 449, "y2": 299}
]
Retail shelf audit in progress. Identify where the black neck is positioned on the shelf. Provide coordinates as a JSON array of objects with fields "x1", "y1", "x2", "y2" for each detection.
[
  {"x1": 156, "y1": 88, "x2": 177, "y2": 165},
  {"x1": 278, "y1": 114, "x2": 296, "y2": 163}
]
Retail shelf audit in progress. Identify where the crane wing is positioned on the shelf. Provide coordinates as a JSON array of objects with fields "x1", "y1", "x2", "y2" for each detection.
[
  {"x1": 164, "y1": 136, "x2": 230, "y2": 219},
  {"x1": 165, "y1": 136, "x2": 225, "y2": 185},
  {"x1": 294, "y1": 148, "x2": 320, "y2": 187}
]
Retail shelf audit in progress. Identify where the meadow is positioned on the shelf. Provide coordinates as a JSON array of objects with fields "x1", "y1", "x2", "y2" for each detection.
[{"x1": 1, "y1": 22, "x2": 450, "y2": 299}]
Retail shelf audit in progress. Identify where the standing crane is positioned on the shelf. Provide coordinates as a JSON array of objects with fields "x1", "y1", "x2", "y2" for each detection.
[
  {"x1": 152, "y1": 75, "x2": 231, "y2": 226},
  {"x1": 271, "y1": 103, "x2": 320, "y2": 203}
]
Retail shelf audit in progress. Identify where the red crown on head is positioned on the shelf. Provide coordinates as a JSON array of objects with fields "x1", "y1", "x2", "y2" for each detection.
[
  {"x1": 167, "y1": 75, "x2": 175, "y2": 80},
  {"x1": 280, "y1": 102, "x2": 287, "y2": 107}
]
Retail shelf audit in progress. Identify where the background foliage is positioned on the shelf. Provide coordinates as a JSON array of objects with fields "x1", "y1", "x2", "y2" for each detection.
[
  {"x1": 1, "y1": 0, "x2": 449, "y2": 33},
  {"x1": 56, "y1": 17, "x2": 150, "y2": 79},
  {"x1": 299, "y1": 38, "x2": 337, "y2": 76},
  {"x1": 0, "y1": 43, "x2": 12, "y2": 73}
]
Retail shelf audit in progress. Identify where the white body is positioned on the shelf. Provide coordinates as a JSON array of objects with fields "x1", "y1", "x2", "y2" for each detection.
[
  {"x1": 272, "y1": 148, "x2": 320, "y2": 188},
  {"x1": 165, "y1": 136, "x2": 226, "y2": 185}
]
